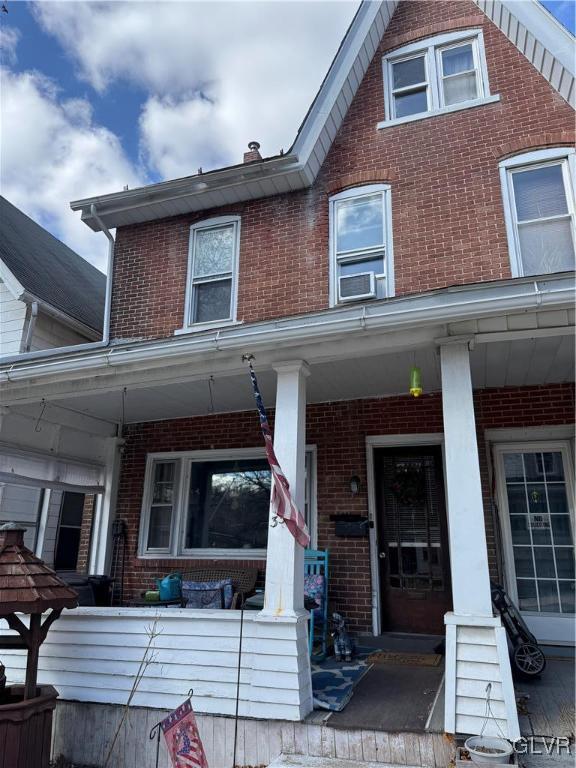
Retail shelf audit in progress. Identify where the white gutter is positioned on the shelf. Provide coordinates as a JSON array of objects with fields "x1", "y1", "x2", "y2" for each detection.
[
  {"x1": 0, "y1": 204, "x2": 114, "y2": 366},
  {"x1": 0, "y1": 275, "x2": 572, "y2": 383}
]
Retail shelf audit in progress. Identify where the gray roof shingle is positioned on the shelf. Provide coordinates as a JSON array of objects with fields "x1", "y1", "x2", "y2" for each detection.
[{"x1": 0, "y1": 196, "x2": 105, "y2": 333}]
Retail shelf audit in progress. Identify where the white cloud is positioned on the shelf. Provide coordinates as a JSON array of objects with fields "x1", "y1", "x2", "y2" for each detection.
[
  {"x1": 0, "y1": 25, "x2": 20, "y2": 66},
  {"x1": 33, "y1": 1, "x2": 359, "y2": 176},
  {"x1": 0, "y1": 67, "x2": 143, "y2": 271}
]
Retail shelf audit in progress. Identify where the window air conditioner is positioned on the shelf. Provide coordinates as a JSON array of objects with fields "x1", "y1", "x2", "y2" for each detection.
[{"x1": 338, "y1": 272, "x2": 376, "y2": 302}]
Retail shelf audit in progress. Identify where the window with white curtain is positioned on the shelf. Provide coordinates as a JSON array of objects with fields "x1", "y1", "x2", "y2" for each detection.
[
  {"x1": 500, "y1": 149, "x2": 576, "y2": 277},
  {"x1": 381, "y1": 30, "x2": 491, "y2": 124},
  {"x1": 183, "y1": 216, "x2": 240, "y2": 328}
]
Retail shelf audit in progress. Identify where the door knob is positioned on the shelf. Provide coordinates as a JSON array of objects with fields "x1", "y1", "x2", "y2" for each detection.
[{"x1": 379, "y1": 552, "x2": 386, "y2": 559}]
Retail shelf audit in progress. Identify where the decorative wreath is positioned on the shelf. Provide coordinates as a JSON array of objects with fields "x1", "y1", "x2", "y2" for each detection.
[{"x1": 389, "y1": 463, "x2": 426, "y2": 506}]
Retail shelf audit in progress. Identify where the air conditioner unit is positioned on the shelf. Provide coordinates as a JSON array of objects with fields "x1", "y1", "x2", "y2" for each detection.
[{"x1": 338, "y1": 272, "x2": 376, "y2": 302}]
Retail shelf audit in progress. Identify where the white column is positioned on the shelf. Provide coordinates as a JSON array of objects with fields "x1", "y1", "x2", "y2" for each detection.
[
  {"x1": 440, "y1": 341, "x2": 492, "y2": 617},
  {"x1": 89, "y1": 437, "x2": 122, "y2": 575},
  {"x1": 261, "y1": 360, "x2": 309, "y2": 618}
]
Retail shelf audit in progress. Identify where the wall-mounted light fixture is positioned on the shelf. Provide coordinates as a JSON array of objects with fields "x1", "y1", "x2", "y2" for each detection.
[{"x1": 350, "y1": 475, "x2": 361, "y2": 495}]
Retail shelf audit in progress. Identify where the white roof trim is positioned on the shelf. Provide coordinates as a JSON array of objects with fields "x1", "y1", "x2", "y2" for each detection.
[
  {"x1": 0, "y1": 258, "x2": 25, "y2": 300},
  {"x1": 70, "y1": 0, "x2": 574, "y2": 232}
]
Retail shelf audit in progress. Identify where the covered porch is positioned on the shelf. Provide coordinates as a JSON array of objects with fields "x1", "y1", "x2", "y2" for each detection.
[{"x1": 0, "y1": 275, "x2": 573, "y2": 760}]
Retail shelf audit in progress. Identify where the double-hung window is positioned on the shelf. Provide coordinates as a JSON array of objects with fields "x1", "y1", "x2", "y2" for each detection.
[
  {"x1": 329, "y1": 184, "x2": 394, "y2": 305},
  {"x1": 184, "y1": 216, "x2": 240, "y2": 328},
  {"x1": 500, "y1": 148, "x2": 576, "y2": 277},
  {"x1": 139, "y1": 448, "x2": 317, "y2": 558},
  {"x1": 381, "y1": 30, "x2": 494, "y2": 126}
]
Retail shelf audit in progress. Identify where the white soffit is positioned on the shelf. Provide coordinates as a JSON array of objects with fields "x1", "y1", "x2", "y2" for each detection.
[{"x1": 70, "y1": 0, "x2": 573, "y2": 231}]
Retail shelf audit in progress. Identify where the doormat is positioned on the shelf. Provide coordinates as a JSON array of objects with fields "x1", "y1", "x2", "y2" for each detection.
[
  {"x1": 311, "y1": 652, "x2": 373, "y2": 712},
  {"x1": 366, "y1": 651, "x2": 442, "y2": 667}
]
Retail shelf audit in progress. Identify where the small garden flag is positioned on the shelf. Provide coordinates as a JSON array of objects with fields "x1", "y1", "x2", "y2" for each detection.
[
  {"x1": 161, "y1": 697, "x2": 208, "y2": 768},
  {"x1": 248, "y1": 361, "x2": 310, "y2": 547}
]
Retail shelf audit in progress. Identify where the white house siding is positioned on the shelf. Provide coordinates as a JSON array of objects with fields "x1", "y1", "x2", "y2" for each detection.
[
  {"x1": 0, "y1": 608, "x2": 311, "y2": 722},
  {"x1": 0, "y1": 483, "x2": 41, "y2": 550},
  {"x1": 0, "y1": 280, "x2": 26, "y2": 356},
  {"x1": 30, "y1": 310, "x2": 91, "y2": 351}
]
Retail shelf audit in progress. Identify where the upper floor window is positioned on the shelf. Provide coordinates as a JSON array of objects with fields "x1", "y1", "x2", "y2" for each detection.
[
  {"x1": 329, "y1": 184, "x2": 394, "y2": 305},
  {"x1": 184, "y1": 215, "x2": 240, "y2": 328},
  {"x1": 500, "y1": 148, "x2": 575, "y2": 277},
  {"x1": 380, "y1": 30, "x2": 495, "y2": 127}
]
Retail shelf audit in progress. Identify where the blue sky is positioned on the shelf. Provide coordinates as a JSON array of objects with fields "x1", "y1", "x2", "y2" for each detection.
[{"x1": 0, "y1": 1, "x2": 573, "y2": 270}]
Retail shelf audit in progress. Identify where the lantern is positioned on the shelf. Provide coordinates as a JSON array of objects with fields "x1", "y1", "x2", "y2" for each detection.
[{"x1": 409, "y1": 366, "x2": 423, "y2": 397}]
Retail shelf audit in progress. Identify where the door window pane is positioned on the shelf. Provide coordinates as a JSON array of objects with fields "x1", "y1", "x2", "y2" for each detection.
[
  {"x1": 186, "y1": 458, "x2": 271, "y2": 550},
  {"x1": 193, "y1": 279, "x2": 232, "y2": 323},
  {"x1": 394, "y1": 89, "x2": 428, "y2": 118},
  {"x1": 392, "y1": 56, "x2": 426, "y2": 88},
  {"x1": 336, "y1": 194, "x2": 384, "y2": 253},
  {"x1": 503, "y1": 450, "x2": 574, "y2": 615}
]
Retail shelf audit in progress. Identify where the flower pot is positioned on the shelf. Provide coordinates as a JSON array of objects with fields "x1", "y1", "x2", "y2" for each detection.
[
  {"x1": 464, "y1": 735, "x2": 514, "y2": 765},
  {"x1": 0, "y1": 685, "x2": 58, "y2": 768}
]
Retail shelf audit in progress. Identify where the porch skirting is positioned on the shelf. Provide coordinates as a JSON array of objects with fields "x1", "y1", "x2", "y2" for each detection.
[
  {"x1": 0, "y1": 607, "x2": 312, "y2": 722},
  {"x1": 50, "y1": 699, "x2": 455, "y2": 768}
]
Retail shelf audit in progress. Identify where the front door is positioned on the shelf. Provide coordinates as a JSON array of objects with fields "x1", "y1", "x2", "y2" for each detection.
[{"x1": 375, "y1": 446, "x2": 452, "y2": 634}]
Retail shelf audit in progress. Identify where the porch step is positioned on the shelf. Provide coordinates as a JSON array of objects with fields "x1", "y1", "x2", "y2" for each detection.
[{"x1": 267, "y1": 755, "x2": 420, "y2": 768}]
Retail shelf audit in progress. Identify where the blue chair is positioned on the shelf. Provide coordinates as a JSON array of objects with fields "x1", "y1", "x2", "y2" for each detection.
[{"x1": 304, "y1": 549, "x2": 329, "y2": 661}]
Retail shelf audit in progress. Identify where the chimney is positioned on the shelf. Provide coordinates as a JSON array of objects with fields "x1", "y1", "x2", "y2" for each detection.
[{"x1": 243, "y1": 141, "x2": 262, "y2": 163}]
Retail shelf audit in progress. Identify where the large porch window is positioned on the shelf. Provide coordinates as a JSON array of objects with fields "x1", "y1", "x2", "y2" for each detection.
[
  {"x1": 495, "y1": 444, "x2": 575, "y2": 618},
  {"x1": 139, "y1": 448, "x2": 316, "y2": 558}
]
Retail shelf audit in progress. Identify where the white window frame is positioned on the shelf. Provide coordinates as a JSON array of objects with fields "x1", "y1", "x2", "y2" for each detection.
[
  {"x1": 180, "y1": 215, "x2": 240, "y2": 332},
  {"x1": 493, "y1": 440, "x2": 576, "y2": 644},
  {"x1": 499, "y1": 147, "x2": 576, "y2": 278},
  {"x1": 328, "y1": 184, "x2": 394, "y2": 307},
  {"x1": 138, "y1": 446, "x2": 317, "y2": 559},
  {"x1": 379, "y1": 29, "x2": 497, "y2": 129}
]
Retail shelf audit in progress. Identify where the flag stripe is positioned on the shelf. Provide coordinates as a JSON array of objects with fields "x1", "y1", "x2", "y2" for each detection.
[{"x1": 248, "y1": 364, "x2": 310, "y2": 548}]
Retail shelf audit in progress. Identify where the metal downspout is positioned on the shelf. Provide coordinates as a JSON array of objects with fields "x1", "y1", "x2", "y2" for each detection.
[{"x1": 90, "y1": 204, "x2": 115, "y2": 346}]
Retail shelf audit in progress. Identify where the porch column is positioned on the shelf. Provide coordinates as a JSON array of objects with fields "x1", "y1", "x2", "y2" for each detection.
[
  {"x1": 261, "y1": 360, "x2": 310, "y2": 617},
  {"x1": 440, "y1": 341, "x2": 520, "y2": 741},
  {"x1": 253, "y1": 361, "x2": 312, "y2": 721},
  {"x1": 440, "y1": 342, "x2": 492, "y2": 616},
  {"x1": 88, "y1": 437, "x2": 123, "y2": 576}
]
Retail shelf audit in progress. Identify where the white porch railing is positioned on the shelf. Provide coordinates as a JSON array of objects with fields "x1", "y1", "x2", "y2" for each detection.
[{"x1": 0, "y1": 607, "x2": 312, "y2": 721}]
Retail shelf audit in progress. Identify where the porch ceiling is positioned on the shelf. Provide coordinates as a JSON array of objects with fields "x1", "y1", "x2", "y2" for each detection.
[{"x1": 4, "y1": 334, "x2": 573, "y2": 427}]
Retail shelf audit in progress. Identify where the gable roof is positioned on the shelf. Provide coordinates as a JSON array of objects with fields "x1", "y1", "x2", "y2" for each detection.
[
  {"x1": 0, "y1": 196, "x2": 106, "y2": 334},
  {"x1": 70, "y1": 0, "x2": 574, "y2": 233}
]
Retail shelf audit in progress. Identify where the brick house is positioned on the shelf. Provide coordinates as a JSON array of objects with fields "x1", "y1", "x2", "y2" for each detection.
[{"x1": 0, "y1": 1, "x2": 574, "y2": 764}]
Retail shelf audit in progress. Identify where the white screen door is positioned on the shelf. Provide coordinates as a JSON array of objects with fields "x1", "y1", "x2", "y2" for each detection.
[{"x1": 496, "y1": 443, "x2": 575, "y2": 645}]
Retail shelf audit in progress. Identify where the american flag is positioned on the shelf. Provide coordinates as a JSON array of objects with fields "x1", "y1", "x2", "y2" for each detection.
[
  {"x1": 161, "y1": 698, "x2": 208, "y2": 768},
  {"x1": 248, "y1": 362, "x2": 310, "y2": 548}
]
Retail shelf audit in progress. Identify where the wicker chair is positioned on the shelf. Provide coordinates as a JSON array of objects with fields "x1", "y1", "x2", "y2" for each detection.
[{"x1": 180, "y1": 567, "x2": 258, "y2": 608}]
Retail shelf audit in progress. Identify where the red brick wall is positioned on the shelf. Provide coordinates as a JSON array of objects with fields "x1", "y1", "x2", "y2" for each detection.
[
  {"x1": 109, "y1": 0, "x2": 574, "y2": 342},
  {"x1": 113, "y1": 383, "x2": 574, "y2": 632}
]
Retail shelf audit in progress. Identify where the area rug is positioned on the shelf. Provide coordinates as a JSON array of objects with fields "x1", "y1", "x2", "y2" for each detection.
[
  {"x1": 366, "y1": 651, "x2": 442, "y2": 667},
  {"x1": 311, "y1": 649, "x2": 373, "y2": 712}
]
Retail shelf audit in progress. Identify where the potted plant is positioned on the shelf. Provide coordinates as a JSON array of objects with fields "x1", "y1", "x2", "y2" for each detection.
[{"x1": 464, "y1": 735, "x2": 514, "y2": 765}]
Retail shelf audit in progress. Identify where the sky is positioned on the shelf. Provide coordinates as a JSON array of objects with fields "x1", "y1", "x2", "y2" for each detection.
[{"x1": 0, "y1": 1, "x2": 574, "y2": 272}]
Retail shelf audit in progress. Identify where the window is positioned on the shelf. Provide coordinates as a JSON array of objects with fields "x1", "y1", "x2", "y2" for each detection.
[
  {"x1": 329, "y1": 184, "x2": 394, "y2": 305},
  {"x1": 184, "y1": 216, "x2": 240, "y2": 328},
  {"x1": 500, "y1": 148, "x2": 576, "y2": 277},
  {"x1": 139, "y1": 448, "x2": 317, "y2": 558},
  {"x1": 496, "y1": 445, "x2": 575, "y2": 617},
  {"x1": 381, "y1": 30, "x2": 494, "y2": 126}
]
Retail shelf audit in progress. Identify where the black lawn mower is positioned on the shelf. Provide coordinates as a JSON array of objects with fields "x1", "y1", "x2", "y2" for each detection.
[{"x1": 491, "y1": 581, "x2": 546, "y2": 679}]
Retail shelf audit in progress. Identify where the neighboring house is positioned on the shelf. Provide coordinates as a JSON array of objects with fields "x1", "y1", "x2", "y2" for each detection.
[
  {"x1": 0, "y1": 196, "x2": 105, "y2": 569},
  {"x1": 0, "y1": 2, "x2": 574, "y2": 765}
]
